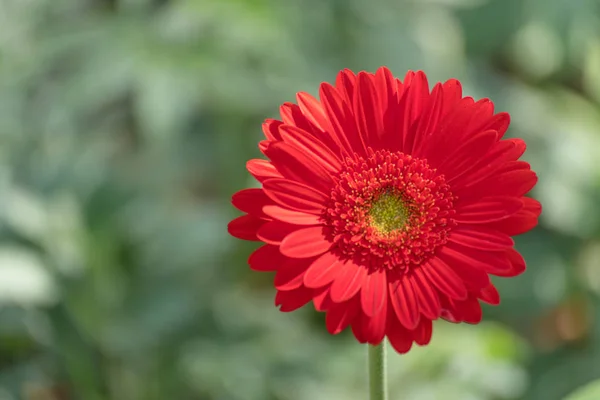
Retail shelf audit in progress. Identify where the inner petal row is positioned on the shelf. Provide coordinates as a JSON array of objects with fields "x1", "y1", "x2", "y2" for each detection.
[{"x1": 323, "y1": 148, "x2": 457, "y2": 271}]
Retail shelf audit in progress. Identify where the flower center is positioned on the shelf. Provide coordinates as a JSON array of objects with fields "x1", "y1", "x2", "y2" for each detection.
[
  {"x1": 323, "y1": 148, "x2": 457, "y2": 271},
  {"x1": 368, "y1": 191, "x2": 409, "y2": 234}
]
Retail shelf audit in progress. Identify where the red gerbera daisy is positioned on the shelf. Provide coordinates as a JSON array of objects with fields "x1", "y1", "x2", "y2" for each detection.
[{"x1": 228, "y1": 67, "x2": 541, "y2": 354}]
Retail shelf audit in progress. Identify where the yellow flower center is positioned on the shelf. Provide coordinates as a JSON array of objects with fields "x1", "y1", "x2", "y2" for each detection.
[{"x1": 368, "y1": 191, "x2": 409, "y2": 234}]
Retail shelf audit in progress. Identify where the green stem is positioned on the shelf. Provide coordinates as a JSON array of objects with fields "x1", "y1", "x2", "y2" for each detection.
[{"x1": 368, "y1": 341, "x2": 388, "y2": 400}]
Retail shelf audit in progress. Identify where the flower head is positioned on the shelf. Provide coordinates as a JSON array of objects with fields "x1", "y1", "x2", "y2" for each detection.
[{"x1": 228, "y1": 68, "x2": 541, "y2": 353}]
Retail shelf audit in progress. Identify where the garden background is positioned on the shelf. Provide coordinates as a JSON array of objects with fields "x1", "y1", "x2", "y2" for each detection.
[{"x1": 1, "y1": 0, "x2": 600, "y2": 399}]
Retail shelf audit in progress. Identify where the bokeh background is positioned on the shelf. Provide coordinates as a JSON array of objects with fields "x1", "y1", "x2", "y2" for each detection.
[{"x1": 1, "y1": 0, "x2": 600, "y2": 399}]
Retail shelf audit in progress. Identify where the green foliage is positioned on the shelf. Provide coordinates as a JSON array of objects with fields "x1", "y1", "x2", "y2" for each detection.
[
  {"x1": 0, "y1": 0, "x2": 599, "y2": 399},
  {"x1": 564, "y1": 379, "x2": 600, "y2": 400}
]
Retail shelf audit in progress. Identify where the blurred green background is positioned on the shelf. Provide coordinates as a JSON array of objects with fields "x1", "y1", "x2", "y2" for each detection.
[{"x1": 0, "y1": 0, "x2": 600, "y2": 399}]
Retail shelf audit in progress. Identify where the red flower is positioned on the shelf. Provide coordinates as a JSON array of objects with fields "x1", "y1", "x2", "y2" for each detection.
[{"x1": 228, "y1": 68, "x2": 541, "y2": 353}]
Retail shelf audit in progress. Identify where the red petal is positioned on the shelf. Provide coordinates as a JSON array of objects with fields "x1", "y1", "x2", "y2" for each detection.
[
  {"x1": 423, "y1": 257, "x2": 468, "y2": 300},
  {"x1": 413, "y1": 318, "x2": 433, "y2": 346},
  {"x1": 494, "y1": 248, "x2": 526, "y2": 277},
  {"x1": 280, "y1": 102, "x2": 313, "y2": 131},
  {"x1": 227, "y1": 215, "x2": 265, "y2": 241},
  {"x1": 262, "y1": 119, "x2": 283, "y2": 141},
  {"x1": 354, "y1": 72, "x2": 384, "y2": 149},
  {"x1": 493, "y1": 138, "x2": 527, "y2": 160},
  {"x1": 386, "y1": 309, "x2": 413, "y2": 354},
  {"x1": 435, "y1": 130, "x2": 498, "y2": 179},
  {"x1": 436, "y1": 246, "x2": 491, "y2": 289},
  {"x1": 263, "y1": 205, "x2": 323, "y2": 225},
  {"x1": 449, "y1": 138, "x2": 527, "y2": 189},
  {"x1": 493, "y1": 159, "x2": 533, "y2": 175},
  {"x1": 246, "y1": 159, "x2": 282, "y2": 182},
  {"x1": 258, "y1": 140, "x2": 271, "y2": 155},
  {"x1": 257, "y1": 221, "x2": 299, "y2": 245},
  {"x1": 274, "y1": 259, "x2": 310, "y2": 291},
  {"x1": 248, "y1": 245, "x2": 284, "y2": 272},
  {"x1": 231, "y1": 188, "x2": 272, "y2": 218},
  {"x1": 362, "y1": 300, "x2": 388, "y2": 345},
  {"x1": 440, "y1": 78, "x2": 462, "y2": 117},
  {"x1": 400, "y1": 71, "x2": 430, "y2": 152},
  {"x1": 263, "y1": 178, "x2": 327, "y2": 214},
  {"x1": 479, "y1": 283, "x2": 500, "y2": 305},
  {"x1": 319, "y1": 82, "x2": 365, "y2": 156},
  {"x1": 389, "y1": 275, "x2": 420, "y2": 329},
  {"x1": 454, "y1": 296, "x2": 483, "y2": 324},
  {"x1": 374, "y1": 67, "x2": 397, "y2": 113},
  {"x1": 329, "y1": 261, "x2": 367, "y2": 303},
  {"x1": 448, "y1": 227, "x2": 514, "y2": 251},
  {"x1": 375, "y1": 67, "x2": 402, "y2": 151},
  {"x1": 411, "y1": 268, "x2": 441, "y2": 319},
  {"x1": 410, "y1": 82, "x2": 444, "y2": 157},
  {"x1": 265, "y1": 142, "x2": 334, "y2": 193},
  {"x1": 275, "y1": 286, "x2": 314, "y2": 312},
  {"x1": 279, "y1": 125, "x2": 342, "y2": 174},
  {"x1": 313, "y1": 286, "x2": 333, "y2": 311},
  {"x1": 400, "y1": 70, "x2": 415, "y2": 86},
  {"x1": 280, "y1": 226, "x2": 332, "y2": 258},
  {"x1": 421, "y1": 97, "x2": 477, "y2": 162},
  {"x1": 477, "y1": 112, "x2": 510, "y2": 138},
  {"x1": 455, "y1": 196, "x2": 523, "y2": 224},
  {"x1": 280, "y1": 102, "x2": 341, "y2": 155},
  {"x1": 335, "y1": 69, "x2": 357, "y2": 105},
  {"x1": 441, "y1": 242, "x2": 512, "y2": 276},
  {"x1": 439, "y1": 295, "x2": 460, "y2": 323},
  {"x1": 360, "y1": 269, "x2": 388, "y2": 317},
  {"x1": 325, "y1": 296, "x2": 360, "y2": 334},
  {"x1": 521, "y1": 196, "x2": 543, "y2": 216},
  {"x1": 488, "y1": 197, "x2": 540, "y2": 236},
  {"x1": 303, "y1": 252, "x2": 343, "y2": 288},
  {"x1": 466, "y1": 166, "x2": 537, "y2": 199},
  {"x1": 296, "y1": 91, "x2": 330, "y2": 132},
  {"x1": 463, "y1": 99, "x2": 494, "y2": 136},
  {"x1": 351, "y1": 314, "x2": 368, "y2": 344},
  {"x1": 405, "y1": 71, "x2": 430, "y2": 124}
]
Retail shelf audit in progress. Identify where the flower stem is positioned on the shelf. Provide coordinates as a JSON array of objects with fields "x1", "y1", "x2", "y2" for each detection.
[{"x1": 368, "y1": 341, "x2": 388, "y2": 400}]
